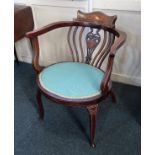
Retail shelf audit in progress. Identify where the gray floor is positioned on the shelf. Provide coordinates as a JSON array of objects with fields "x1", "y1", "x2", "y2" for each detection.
[{"x1": 15, "y1": 62, "x2": 141, "y2": 155}]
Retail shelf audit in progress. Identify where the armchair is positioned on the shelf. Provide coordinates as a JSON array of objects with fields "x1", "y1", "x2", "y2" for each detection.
[{"x1": 26, "y1": 10, "x2": 126, "y2": 148}]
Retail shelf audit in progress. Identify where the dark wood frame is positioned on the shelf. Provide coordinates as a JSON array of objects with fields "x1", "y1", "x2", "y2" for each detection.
[{"x1": 26, "y1": 10, "x2": 126, "y2": 148}]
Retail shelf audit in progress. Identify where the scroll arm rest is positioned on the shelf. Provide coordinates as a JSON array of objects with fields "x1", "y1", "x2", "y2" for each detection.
[
  {"x1": 26, "y1": 21, "x2": 74, "y2": 38},
  {"x1": 27, "y1": 36, "x2": 43, "y2": 74},
  {"x1": 25, "y1": 22, "x2": 65, "y2": 73},
  {"x1": 25, "y1": 21, "x2": 66, "y2": 38},
  {"x1": 25, "y1": 21, "x2": 77, "y2": 73},
  {"x1": 26, "y1": 21, "x2": 78, "y2": 74},
  {"x1": 100, "y1": 29, "x2": 126, "y2": 95},
  {"x1": 109, "y1": 29, "x2": 126, "y2": 56},
  {"x1": 100, "y1": 55, "x2": 114, "y2": 96}
]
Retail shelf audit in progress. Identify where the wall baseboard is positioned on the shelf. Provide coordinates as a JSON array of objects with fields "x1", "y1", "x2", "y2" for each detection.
[
  {"x1": 18, "y1": 56, "x2": 32, "y2": 64},
  {"x1": 19, "y1": 56, "x2": 141, "y2": 86},
  {"x1": 111, "y1": 73, "x2": 141, "y2": 86}
]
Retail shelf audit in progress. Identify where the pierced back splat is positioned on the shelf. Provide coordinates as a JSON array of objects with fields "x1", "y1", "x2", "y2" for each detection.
[
  {"x1": 85, "y1": 28, "x2": 101, "y2": 64},
  {"x1": 67, "y1": 10, "x2": 117, "y2": 68}
]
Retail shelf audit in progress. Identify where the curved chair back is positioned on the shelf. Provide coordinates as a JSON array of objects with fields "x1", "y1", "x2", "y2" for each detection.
[
  {"x1": 26, "y1": 10, "x2": 125, "y2": 74},
  {"x1": 67, "y1": 11, "x2": 117, "y2": 68}
]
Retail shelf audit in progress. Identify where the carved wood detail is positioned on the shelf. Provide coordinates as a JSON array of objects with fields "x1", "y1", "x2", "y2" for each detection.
[
  {"x1": 26, "y1": 10, "x2": 126, "y2": 148},
  {"x1": 85, "y1": 28, "x2": 101, "y2": 64}
]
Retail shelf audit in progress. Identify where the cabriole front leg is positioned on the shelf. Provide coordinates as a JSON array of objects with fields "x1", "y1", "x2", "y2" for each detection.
[{"x1": 87, "y1": 104, "x2": 98, "y2": 148}]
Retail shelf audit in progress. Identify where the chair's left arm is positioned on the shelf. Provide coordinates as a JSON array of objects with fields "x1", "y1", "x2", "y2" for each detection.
[
  {"x1": 26, "y1": 21, "x2": 107, "y2": 73},
  {"x1": 26, "y1": 21, "x2": 75, "y2": 74},
  {"x1": 100, "y1": 29, "x2": 126, "y2": 96},
  {"x1": 26, "y1": 22, "x2": 68, "y2": 73}
]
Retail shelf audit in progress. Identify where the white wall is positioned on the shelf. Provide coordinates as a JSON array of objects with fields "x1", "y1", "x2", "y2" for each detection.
[
  {"x1": 15, "y1": 0, "x2": 141, "y2": 86},
  {"x1": 93, "y1": 0, "x2": 141, "y2": 86}
]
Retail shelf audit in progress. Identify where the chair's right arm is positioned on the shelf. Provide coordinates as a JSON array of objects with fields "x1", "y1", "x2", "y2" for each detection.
[{"x1": 100, "y1": 29, "x2": 127, "y2": 96}]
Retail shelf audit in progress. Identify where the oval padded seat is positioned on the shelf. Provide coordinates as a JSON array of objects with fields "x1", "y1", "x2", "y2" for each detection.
[{"x1": 38, "y1": 62, "x2": 104, "y2": 100}]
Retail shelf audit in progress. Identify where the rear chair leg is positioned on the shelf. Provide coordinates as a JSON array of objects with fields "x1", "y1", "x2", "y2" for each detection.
[
  {"x1": 109, "y1": 90, "x2": 117, "y2": 103},
  {"x1": 37, "y1": 89, "x2": 44, "y2": 120},
  {"x1": 87, "y1": 104, "x2": 98, "y2": 148}
]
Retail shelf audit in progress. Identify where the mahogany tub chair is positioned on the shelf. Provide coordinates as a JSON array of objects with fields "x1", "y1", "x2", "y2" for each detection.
[{"x1": 26, "y1": 10, "x2": 126, "y2": 148}]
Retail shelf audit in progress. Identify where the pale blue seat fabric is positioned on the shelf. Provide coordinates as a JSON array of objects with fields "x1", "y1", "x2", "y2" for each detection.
[{"x1": 39, "y1": 62, "x2": 104, "y2": 99}]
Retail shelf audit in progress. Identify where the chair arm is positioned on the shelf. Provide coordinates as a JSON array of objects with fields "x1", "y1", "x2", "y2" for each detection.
[
  {"x1": 26, "y1": 21, "x2": 73, "y2": 38},
  {"x1": 100, "y1": 29, "x2": 126, "y2": 95},
  {"x1": 26, "y1": 22, "x2": 73, "y2": 73},
  {"x1": 30, "y1": 37, "x2": 43, "y2": 74},
  {"x1": 100, "y1": 55, "x2": 114, "y2": 95},
  {"x1": 109, "y1": 29, "x2": 126, "y2": 57},
  {"x1": 26, "y1": 21, "x2": 118, "y2": 38},
  {"x1": 25, "y1": 21, "x2": 107, "y2": 73}
]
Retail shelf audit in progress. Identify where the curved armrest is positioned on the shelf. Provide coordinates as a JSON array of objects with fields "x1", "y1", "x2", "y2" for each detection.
[
  {"x1": 26, "y1": 21, "x2": 118, "y2": 38},
  {"x1": 25, "y1": 21, "x2": 76, "y2": 73},
  {"x1": 26, "y1": 21, "x2": 73, "y2": 38},
  {"x1": 109, "y1": 29, "x2": 126, "y2": 57},
  {"x1": 26, "y1": 21, "x2": 74, "y2": 73},
  {"x1": 26, "y1": 21, "x2": 119, "y2": 74},
  {"x1": 100, "y1": 29, "x2": 126, "y2": 95}
]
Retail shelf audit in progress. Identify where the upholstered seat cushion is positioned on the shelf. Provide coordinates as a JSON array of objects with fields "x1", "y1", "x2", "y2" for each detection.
[{"x1": 39, "y1": 62, "x2": 104, "y2": 99}]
